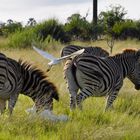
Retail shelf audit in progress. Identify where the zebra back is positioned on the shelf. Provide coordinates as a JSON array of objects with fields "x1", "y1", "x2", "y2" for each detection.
[
  {"x1": 73, "y1": 49, "x2": 140, "y2": 90},
  {"x1": 61, "y1": 45, "x2": 109, "y2": 57}
]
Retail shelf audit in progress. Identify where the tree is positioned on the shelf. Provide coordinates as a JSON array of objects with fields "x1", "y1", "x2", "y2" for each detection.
[
  {"x1": 3, "y1": 20, "x2": 23, "y2": 36},
  {"x1": 65, "y1": 13, "x2": 92, "y2": 40},
  {"x1": 99, "y1": 5, "x2": 127, "y2": 35},
  {"x1": 7, "y1": 19, "x2": 13, "y2": 25},
  {"x1": 27, "y1": 18, "x2": 37, "y2": 26}
]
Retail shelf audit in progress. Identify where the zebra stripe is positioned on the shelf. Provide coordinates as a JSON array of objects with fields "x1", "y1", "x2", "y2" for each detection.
[
  {"x1": 61, "y1": 45, "x2": 109, "y2": 57},
  {"x1": 0, "y1": 54, "x2": 59, "y2": 115},
  {"x1": 19, "y1": 60, "x2": 59, "y2": 112},
  {"x1": 61, "y1": 45, "x2": 109, "y2": 109},
  {"x1": 65, "y1": 49, "x2": 140, "y2": 111}
]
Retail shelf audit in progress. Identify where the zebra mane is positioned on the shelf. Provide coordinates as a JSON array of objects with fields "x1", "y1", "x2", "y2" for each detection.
[
  {"x1": 123, "y1": 48, "x2": 138, "y2": 54},
  {"x1": 18, "y1": 59, "x2": 47, "y2": 79},
  {"x1": 115, "y1": 49, "x2": 138, "y2": 57},
  {"x1": 18, "y1": 59, "x2": 59, "y2": 101},
  {"x1": 91, "y1": 46, "x2": 109, "y2": 55}
]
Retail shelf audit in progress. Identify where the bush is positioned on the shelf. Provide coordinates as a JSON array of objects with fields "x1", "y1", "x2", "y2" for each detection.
[
  {"x1": 1, "y1": 21, "x2": 23, "y2": 37},
  {"x1": 8, "y1": 27, "x2": 37, "y2": 48},
  {"x1": 112, "y1": 20, "x2": 138, "y2": 39},
  {"x1": 64, "y1": 13, "x2": 94, "y2": 40},
  {"x1": 34, "y1": 19, "x2": 69, "y2": 43},
  {"x1": 34, "y1": 35, "x2": 61, "y2": 50},
  {"x1": 99, "y1": 5, "x2": 127, "y2": 37}
]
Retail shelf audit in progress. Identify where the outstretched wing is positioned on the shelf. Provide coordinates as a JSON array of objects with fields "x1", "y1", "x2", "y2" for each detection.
[
  {"x1": 33, "y1": 46, "x2": 56, "y2": 61},
  {"x1": 33, "y1": 46, "x2": 85, "y2": 66},
  {"x1": 59, "y1": 49, "x2": 85, "y2": 60}
]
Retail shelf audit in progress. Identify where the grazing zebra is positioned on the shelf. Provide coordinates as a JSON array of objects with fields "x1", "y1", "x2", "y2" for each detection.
[
  {"x1": 61, "y1": 45, "x2": 109, "y2": 109},
  {"x1": 65, "y1": 49, "x2": 140, "y2": 111},
  {"x1": 0, "y1": 53, "x2": 59, "y2": 115}
]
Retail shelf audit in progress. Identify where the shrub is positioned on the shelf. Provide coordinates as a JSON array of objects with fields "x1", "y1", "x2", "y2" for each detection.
[
  {"x1": 112, "y1": 20, "x2": 138, "y2": 39},
  {"x1": 34, "y1": 35, "x2": 61, "y2": 50},
  {"x1": 99, "y1": 5, "x2": 127, "y2": 37},
  {"x1": 2, "y1": 21, "x2": 23, "y2": 37},
  {"x1": 64, "y1": 13, "x2": 93, "y2": 40},
  {"x1": 34, "y1": 19, "x2": 69, "y2": 43},
  {"x1": 8, "y1": 27, "x2": 37, "y2": 48}
]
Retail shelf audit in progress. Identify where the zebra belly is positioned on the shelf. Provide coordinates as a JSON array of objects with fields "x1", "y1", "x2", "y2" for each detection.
[
  {"x1": 76, "y1": 69, "x2": 110, "y2": 97},
  {"x1": 0, "y1": 90, "x2": 11, "y2": 99},
  {"x1": 0, "y1": 80, "x2": 15, "y2": 99}
]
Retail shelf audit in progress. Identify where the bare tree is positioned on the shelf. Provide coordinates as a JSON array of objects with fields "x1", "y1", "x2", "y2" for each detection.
[{"x1": 107, "y1": 37, "x2": 114, "y2": 54}]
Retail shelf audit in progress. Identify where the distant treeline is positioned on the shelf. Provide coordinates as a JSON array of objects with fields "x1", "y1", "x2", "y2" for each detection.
[{"x1": 1, "y1": 5, "x2": 140, "y2": 48}]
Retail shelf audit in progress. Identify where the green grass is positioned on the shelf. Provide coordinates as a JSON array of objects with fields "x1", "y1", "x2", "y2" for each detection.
[{"x1": 0, "y1": 39, "x2": 140, "y2": 140}]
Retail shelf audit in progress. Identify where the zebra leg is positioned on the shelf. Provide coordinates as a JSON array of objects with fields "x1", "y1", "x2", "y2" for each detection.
[
  {"x1": 76, "y1": 94, "x2": 83, "y2": 110},
  {"x1": 69, "y1": 89, "x2": 78, "y2": 110},
  {"x1": 105, "y1": 83, "x2": 122, "y2": 112},
  {"x1": 8, "y1": 93, "x2": 19, "y2": 116},
  {"x1": 104, "y1": 91, "x2": 118, "y2": 112},
  {"x1": 0, "y1": 99, "x2": 6, "y2": 114},
  {"x1": 76, "y1": 89, "x2": 91, "y2": 110}
]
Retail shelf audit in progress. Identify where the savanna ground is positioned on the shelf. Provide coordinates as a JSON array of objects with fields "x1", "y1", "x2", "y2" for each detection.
[{"x1": 0, "y1": 38, "x2": 140, "y2": 140}]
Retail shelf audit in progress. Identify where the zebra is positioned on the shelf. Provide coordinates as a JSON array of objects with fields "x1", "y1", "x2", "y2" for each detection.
[
  {"x1": 65, "y1": 49, "x2": 140, "y2": 111},
  {"x1": 0, "y1": 53, "x2": 59, "y2": 115},
  {"x1": 61, "y1": 45, "x2": 109, "y2": 109},
  {"x1": 61, "y1": 45, "x2": 109, "y2": 58}
]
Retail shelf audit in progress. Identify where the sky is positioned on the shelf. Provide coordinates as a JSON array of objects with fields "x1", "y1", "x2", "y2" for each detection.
[{"x1": 0, "y1": 0, "x2": 140, "y2": 24}]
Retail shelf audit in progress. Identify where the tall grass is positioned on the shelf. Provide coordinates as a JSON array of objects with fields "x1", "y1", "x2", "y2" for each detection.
[{"x1": 0, "y1": 39, "x2": 140, "y2": 140}]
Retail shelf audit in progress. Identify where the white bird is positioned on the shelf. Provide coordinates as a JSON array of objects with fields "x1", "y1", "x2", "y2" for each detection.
[{"x1": 33, "y1": 46, "x2": 84, "y2": 71}]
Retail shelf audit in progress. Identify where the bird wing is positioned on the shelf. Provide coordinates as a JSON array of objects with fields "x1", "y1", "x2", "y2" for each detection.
[
  {"x1": 33, "y1": 46, "x2": 85, "y2": 65},
  {"x1": 58, "y1": 49, "x2": 85, "y2": 60},
  {"x1": 33, "y1": 46, "x2": 56, "y2": 61}
]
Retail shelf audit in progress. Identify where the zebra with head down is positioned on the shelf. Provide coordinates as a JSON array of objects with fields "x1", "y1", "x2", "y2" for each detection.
[
  {"x1": 0, "y1": 53, "x2": 59, "y2": 116},
  {"x1": 65, "y1": 49, "x2": 140, "y2": 111}
]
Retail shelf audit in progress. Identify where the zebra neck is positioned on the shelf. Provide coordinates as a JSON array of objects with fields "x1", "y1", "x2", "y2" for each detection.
[{"x1": 113, "y1": 55, "x2": 135, "y2": 78}]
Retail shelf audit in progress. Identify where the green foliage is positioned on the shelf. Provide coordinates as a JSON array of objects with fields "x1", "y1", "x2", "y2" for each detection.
[
  {"x1": 99, "y1": 5, "x2": 127, "y2": 35},
  {"x1": 112, "y1": 20, "x2": 139, "y2": 40},
  {"x1": 34, "y1": 19, "x2": 69, "y2": 43},
  {"x1": 8, "y1": 28, "x2": 37, "y2": 48},
  {"x1": 64, "y1": 13, "x2": 94, "y2": 40},
  {"x1": 2, "y1": 4, "x2": 140, "y2": 49},
  {"x1": 35, "y1": 35, "x2": 61, "y2": 50},
  {"x1": 1, "y1": 20, "x2": 23, "y2": 37}
]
